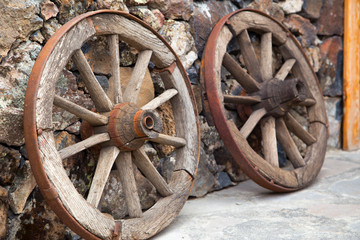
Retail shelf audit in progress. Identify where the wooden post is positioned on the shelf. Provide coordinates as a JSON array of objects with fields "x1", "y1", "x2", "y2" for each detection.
[{"x1": 343, "y1": 0, "x2": 360, "y2": 150}]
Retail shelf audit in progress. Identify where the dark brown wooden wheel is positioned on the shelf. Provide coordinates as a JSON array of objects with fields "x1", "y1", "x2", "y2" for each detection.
[
  {"x1": 24, "y1": 10, "x2": 199, "y2": 240},
  {"x1": 201, "y1": 9, "x2": 328, "y2": 192}
]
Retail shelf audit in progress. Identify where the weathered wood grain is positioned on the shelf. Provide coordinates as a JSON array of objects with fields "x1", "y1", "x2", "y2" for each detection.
[
  {"x1": 150, "y1": 133, "x2": 186, "y2": 148},
  {"x1": 141, "y1": 89, "x2": 178, "y2": 110},
  {"x1": 240, "y1": 108, "x2": 267, "y2": 138},
  {"x1": 53, "y1": 95, "x2": 108, "y2": 126},
  {"x1": 123, "y1": 50, "x2": 153, "y2": 104},
  {"x1": 59, "y1": 133, "x2": 110, "y2": 159},
  {"x1": 132, "y1": 148, "x2": 173, "y2": 197},
  {"x1": 284, "y1": 113, "x2": 316, "y2": 145},
  {"x1": 275, "y1": 58, "x2": 296, "y2": 80},
  {"x1": 108, "y1": 34, "x2": 123, "y2": 104},
  {"x1": 115, "y1": 152, "x2": 143, "y2": 218},
  {"x1": 260, "y1": 116, "x2": 279, "y2": 167},
  {"x1": 73, "y1": 49, "x2": 113, "y2": 112},
  {"x1": 91, "y1": 14, "x2": 175, "y2": 68},
  {"x1": 222, "y1": 53, "x2": 261, "y2": 93},
  {"x1": 276, "y1": 118, "x2": 305, "y2": 168},
  {"x1": 237, "y1": 29, "x2": 262, "y2": 82},
  {"x1": 87, "y1": 146, "x2": 120, "y2": 207},
  {"x1": 260, "y1": 32, "x2": 273, "y2": 82},
  {"x1": 223, "y1": 94, "x2": 261, "y2": 105}
]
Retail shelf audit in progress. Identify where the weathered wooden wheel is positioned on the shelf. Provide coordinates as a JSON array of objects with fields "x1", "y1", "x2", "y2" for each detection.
[
  {"x1": 24, "y1": 10, "x2": 199, "y2": 240},
  {"x1": 201, "y1": 9, "x2": 327, "y2": 192}
]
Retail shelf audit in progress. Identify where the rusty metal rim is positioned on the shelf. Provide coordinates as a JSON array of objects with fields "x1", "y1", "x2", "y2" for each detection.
[
  {"x1": 201, "y1": 8, "x2": 326, "y2": 192},
  {"x1": 24, "y1": 10, "x2": 200, "y2": 239}
]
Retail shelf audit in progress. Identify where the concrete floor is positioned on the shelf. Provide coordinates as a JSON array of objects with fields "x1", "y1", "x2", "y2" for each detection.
[{"x1": 154, "y1": 149, "x2": 360, "y2": 240}]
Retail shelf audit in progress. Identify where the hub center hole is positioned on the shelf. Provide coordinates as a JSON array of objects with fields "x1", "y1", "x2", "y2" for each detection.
[{"x1": 143, "y1": 116, "x2": 154, "y2": 130}]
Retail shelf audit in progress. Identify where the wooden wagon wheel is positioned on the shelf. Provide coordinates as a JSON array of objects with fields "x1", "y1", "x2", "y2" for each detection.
[
  {"x1": 24, "y1": 10, "x2": 199, "y2": 240},
  {"x1": 201, "y1": 9, "x2": 328, "y2": 192}
]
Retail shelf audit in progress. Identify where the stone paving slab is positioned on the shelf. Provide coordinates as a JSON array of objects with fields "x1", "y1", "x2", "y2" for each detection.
[{"x1": 154, "y1": 149, "x2": 360, "y2": 240}]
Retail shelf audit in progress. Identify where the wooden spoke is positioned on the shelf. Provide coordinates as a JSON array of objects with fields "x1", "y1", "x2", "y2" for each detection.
[
  {"x1": 53, "y1": 95, "x2": 108, "y2": 126},
  {"x1": 108, "y1": 34, "x2": 123, "y2": 104},
  {"x1": 260, "y1": 32, "x2": 273, "y2": 81},
  {"x1": 115, "y1": 152, "x2": 143, "y2": 218},
  {"x1": 132, "y1": 148, "x2": 173, "y2": 197},
  {"x1": 72, "y1": 49, "x2": 113, "y2": 112},
  {"x1": 240, "y1": 108, "x2": 267, "y2": 139},
  {"x1": 141, "y1": 89, "x2": 178, "y2": 110},
  {"x1": 284, "y1": 113, "x2": 317, "y2": 145},
  {"x1": 299, "y1": 98, "x2": 316, "y2": 107},
  {"x1": 222, "y1": 52, "x2": 261, "y2": 93},
  {"x1": 223, "y1": 94, "x2": 261, "y2": 105},
  {"x1": 260, "y1": 116, "x2": 278, "y2": 167},
  {"x1": 123, "y1": 50, "x2": 153, "y2": 103},
  {"x1": 150, "y1": 133, "x2": 186, "y2": 148},
  {"x1": 59, "y1": 133, "x2": 110, "y2": 159},
  {"x1": 276, "y1": 118, "x2": 305, "y2": 168},
  {"x1": 275, "y1": 58, "x2": 296, "y2": 81},
  {"x1": 87, "y1": 146, "x2": 120, "y2": 207},
  {"x1": 237, "y1": 29, "x2": 262, "y2": 81}
]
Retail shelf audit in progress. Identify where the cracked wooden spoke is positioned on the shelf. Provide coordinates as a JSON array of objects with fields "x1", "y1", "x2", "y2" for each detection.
[
  {"x1": 72, "y1": 49, "x2": 113, "y2": 112},
  {"x1": 238, "y1": 29, "x2": 262, "y2": 81},
  {"x1": 132, "y1": 148, "x2": 173, "y2": 197},
  {"x1": 115, "y1": 152, "x2": 143, "y2": 218},
  {"x1": 53, "y1": 95, "x2": 108, "y2": 126},
  {"x1": 150, "y1": 133, "x2": 186, "y2": 148},
  {"x1": 276, "y1": 118, "x2": 305, "y2": 168},
  {"x1": 275, "y1": 58, "x2": 296, "y2": 81},
  {"x1": 284, "y1": 113, "x2": 317, "y2": 145},
  {"x1": 87, "y1": 146, "x2": 120, "y2": 207},
  {"x1": 223, "y1": 94, "x2": 261, "y2": 105},
  {"x1": 108, "y1": 34, "x2": 123, "y2": 104},
  {"x1": 123, "y1": 50, "x2": 153, "y2": 103},
  {"x1": 222, "y1": 52, "x2": 260, "y2": 93},
  {"x1": 240, "y1": 108, "x2": 267, "y2": 139},
  {"x1": 260, "y1": 116, "x2": 279, "y2": 167},
  {"x1": 59, "y1": 133, "x2": 110, "y2": 159},
  {"x1": 260, "y1": 32, "x2": 273, "y2": 82},
  {"x1": 141, "y1": 89, "x2": 178, "y2": 110}
]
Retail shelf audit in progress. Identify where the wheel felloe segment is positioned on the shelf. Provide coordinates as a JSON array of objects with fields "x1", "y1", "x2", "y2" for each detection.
[
  {"x1": 24, "y1": 10, "x2": 199, "y2": 240},
  {"x1": 201, "y1": 9, "x2": 327, "y2": 192}
]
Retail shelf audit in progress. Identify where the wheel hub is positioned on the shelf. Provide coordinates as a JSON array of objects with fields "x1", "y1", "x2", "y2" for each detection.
[
  {"x1": 107, "y1": 103, "x2": 163, "y2": 151},
  {"x1": 260, "y1": 78, "x2": 307, "y2": 117}
]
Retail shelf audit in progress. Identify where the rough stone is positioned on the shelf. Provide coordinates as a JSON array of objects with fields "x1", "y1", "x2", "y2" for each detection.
[
  {"x1": 30, "y1": 30, "x2": 45, "y2": 44},
  {"x1": 301, "y1": 0, "x2": 323, "y2": 20},
  {"x1": 58, "y1": 0, "x2": 95, "y2": 24},
  {"x1": 7, "y1": 189, "x2": 68, "y2": 239},
  {"x1": 0, "y1": 0, "x2": 43, "y2": 60},
  {"x1": 0, "y1": 144, "x2": 21, "y2": 186},
  {"x1": 95, "y1": 0, "x2": 128, "y2": 12},
  {"x1": 0, "y1": 186, "x2": 8, "y2": 238},
  {"x1": 130, "y1": 7, "x2": 164, "y2": 31},
  {"x1": 160, "y1": 20, "x2": 198, "y2": 69},
  {"x1": 127, "y1": 0, "x2": 150, "y2": 6},
  {"x1": 304, "y1": 46, "x2": 321, "y2": 73},
  {"x1": 41, "y1": 18, "x2": 63, "y2": 41},
  {"x1": 40, "y1": 0, "x2": 59, "y2": 20},
  {"x1": 0, "y1": 41, "x2": 42, "y2": 109},
  {"x1": 214, "y1": 172, "x2": 234, "y2": 191},
  {"x1": 200, "y1": 116, "x2": 223, "y2": 153},
  {"x1": 246, "y1": 0, "x2": 272, "y2": 13},
  {"x1": 318, "y1": 36, "x2": 343, "y2": 97},
  {"x1": 9, "y1": 161, "x2": 37, "y2": 214},
  {"x1": 99, "y1": 167, "x2": 158, "y2": 218},
  {"x1": 316, "y1": 0, "x2": 344, "y2": 36},
  {"x1": 213, "y1": 147, "x2": 249, "y2": 182},
  {"x1": 324, "y1": 97, "x2": 342, "y2": 148},
  {"x1": 149, "y1": 0, "x2": 193, "y2": 21},
  {"x1": 65, "y1": 121, "x2": 82, "y2": 135},
  {"x1": 158, "y1": 155, "x2": 176, "y2": 183},
  {"x1": 278, "y1": 0, "x2": 303, "y2": 14},
  {"x1": 0, "y1": 108, "x2": 24, "y2": 146},
  {"x1": 283, "y1": 14, "x2": 318, "y2": 47},
  {"x1": 189, "y1": 146, "x2": 216, "y2": 197},
  {"x1": 192, "y1": 0, "x2": 238, "y2": 57}
]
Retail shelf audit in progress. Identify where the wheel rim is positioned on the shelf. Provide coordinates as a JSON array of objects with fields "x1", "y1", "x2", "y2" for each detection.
[
  {"x1": 201, "y1": 9, "x2": 328, "y2": 192},
  {"x1": 24, "y1": 10, "x2": 199, "y2": 240}
]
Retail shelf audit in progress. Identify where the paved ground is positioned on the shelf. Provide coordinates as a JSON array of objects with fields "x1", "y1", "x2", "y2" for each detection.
[{"x1": 154, "y1": 149, "x2": 360, "y2": 240}]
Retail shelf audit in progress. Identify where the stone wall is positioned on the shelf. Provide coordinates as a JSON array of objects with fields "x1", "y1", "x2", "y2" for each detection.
[{"x1": 0, "y1": 0, "x2": 344, "y2": 238}]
